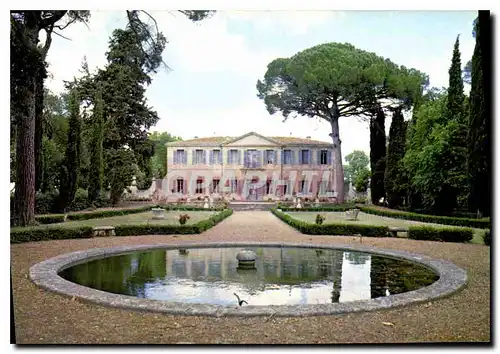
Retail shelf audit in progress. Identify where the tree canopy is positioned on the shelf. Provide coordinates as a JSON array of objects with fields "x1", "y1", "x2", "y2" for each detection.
[{"x1": 257, "y1": 42, "x2": 428, "y2": 202}]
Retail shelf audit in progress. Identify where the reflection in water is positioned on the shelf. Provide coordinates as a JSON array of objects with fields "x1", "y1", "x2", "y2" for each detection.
[{"x1": 59, "y1": 247, "x2": 439, "y2": 306}]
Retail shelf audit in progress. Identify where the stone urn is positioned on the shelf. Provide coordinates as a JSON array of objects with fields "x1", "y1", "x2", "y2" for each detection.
[
  {"x1": 203, "y1": 196, "x2": 209, "y2": 209},
  {"x1": 314, "y1": 197, "x2": 320, "y2": 207},
  {"x1": 236, "y1": 249, "x2": 257, "y2": 270},
  {"x1": 296, "y1": 197, "x2": 302, "y2": 209}
]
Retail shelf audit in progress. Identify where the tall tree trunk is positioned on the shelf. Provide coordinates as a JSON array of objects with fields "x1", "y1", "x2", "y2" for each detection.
[
  {"x1": 34, "y1": 66, "x2": 44, "y2": 192},
  {"x1": 369, "y1": 107, "x2": 386, "y2": 205},
  {"x1": 329, "y1": 116, "x2": 345, "y2": 203},
  {"x1": 12, "y1": 24, "x2": 39, "y2": 226}
]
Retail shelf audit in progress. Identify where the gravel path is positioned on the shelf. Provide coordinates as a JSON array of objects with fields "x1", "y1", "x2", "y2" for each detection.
[{"x1": 11, "y1": 211, "x2": 490, "y2": 344}]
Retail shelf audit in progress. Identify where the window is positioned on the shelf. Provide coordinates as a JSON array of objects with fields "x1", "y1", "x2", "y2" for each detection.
[
  {"x1": 229, "y1": 149, "x2": 239, "y2": 164},
  {"x1": 230, "y1": 179, "x2": 238, "y2": 193},
  {"x1": 283, "y1": 150, "x2": 292, "y2": 165},
  {"x1": 283, "y1": 183, "x2": 288, "y2": 195},
  {"x1": 301, "y1": 150, "x2": 310, "y2": 164},
  {"x1": 299, "y1": 180, "x2": 307, "y2": 193},
  {"x1": 176, "y1": 179, "x2": 184, "y2": 193},
  {"x1": 194, "y1": 149, "x2": 205, "y2": 164},
  {"x1": 174, "y1": 150, "x2": 186, "y2": 164},
  {"x1": 212, "y1": 178, "x2": 220, "y2": 193},
  {"x1": 265, "y1": 150, "x2": 275, "y2": 164},
  {"x1": 245, "y1": 149, "x2": 261, "y2": 168},
  {"x1": 212, "y1": 150, "x2": 222, "y2": 164},
  {"x1": 320, "y1": 150, "x2": 328, "y2": 165},
  {"x1": 266, "y1": 180, "x2": 272, "y2": 194},
  {"x1": 318, "y1": 180, "x2": 328, "y2": 195},
  {"x1": 196, "y1": 179, "x2": 203, "y2": 194}
]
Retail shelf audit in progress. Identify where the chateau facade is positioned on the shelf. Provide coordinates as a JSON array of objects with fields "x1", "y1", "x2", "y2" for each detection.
[{"x1": 164, "y1": 132, "x2": 336, "y2": 201}]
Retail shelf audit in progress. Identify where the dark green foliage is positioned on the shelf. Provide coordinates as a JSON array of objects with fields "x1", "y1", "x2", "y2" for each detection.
[
  {"x1": 483, "y1": 230, "x2": 491, "y2": 246},
  {"x1": 447, "y1": 36, "x2": 465, "y2": 120},
  {"x1": 10, "y1": 226, "x2": 93, "y2": 244},
  {"x1": 271, "y1": 209, "x2": 389, "y2": 237},
  {"x1": 467, "y1": 12, "x2": 491, "y2": 217},
  {"x1": 407, "y1": 226, "x2": 473, "y2": 243},
  {"x1": 370, "y1": 107, "x2": 386, "y2": 204},
  {"x1": 34, "y1": 215, "x2": 66, "y2": 224},
  {"x1": 88, "y1": 86, "x2": 105, "y2": 203},
  {"x1": 149, "y1": 131, "x2": 182, "y2": 178},
  {"x1": 57, "y1": 89, "x2": 81, "y2": 211},
  {"x1": 105, "y1": 148, "x2": 138, "y2": 205},
  {"x1": 66, "y1": 205, "x2": 155, "y2": 221},
  {"x1": 385, "y1": 108, "x2": 407, "y2": 208},
  {"x1": 359, "y1": 205, "x2": 490, "y2": 229},
  {"x1": 278, "y1": 203, "x2": 356, "y2": 212},
  {"x1": 354, "y1": 169, "x2": 371, "y2": 193}
]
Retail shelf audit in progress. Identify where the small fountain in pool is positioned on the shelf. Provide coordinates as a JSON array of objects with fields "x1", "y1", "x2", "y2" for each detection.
[{"x1": 236, "y1": 249, "x2": 257, "y2": 270}]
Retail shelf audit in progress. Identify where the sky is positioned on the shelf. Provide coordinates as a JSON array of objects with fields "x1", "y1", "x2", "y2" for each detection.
[{"x1": 44, "y1": 10, "x2": 478, "y2": 162}]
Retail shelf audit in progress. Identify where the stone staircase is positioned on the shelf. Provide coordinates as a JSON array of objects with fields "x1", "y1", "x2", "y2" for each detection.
[{"x1": 228, "y1": 202, "x2": 277, "y2": 211}]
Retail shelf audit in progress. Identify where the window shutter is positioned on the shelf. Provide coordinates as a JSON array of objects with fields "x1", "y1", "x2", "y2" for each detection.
[
  {"x1": 317, "y1": 150, "x2": 321, "y2": 165},
  {"x1": 237, "y1": 150, "x2": 241, "y2": 165},
  {"x1": 183, "y1": 152, "x2": 187, "y2": 164},
  {"x1": 244, "y1": 150, "x2": 249, "y2": 167},
  {"x1": 281, "y1": 150, "x2": 284, "y2": 165},
  {"x1": 173, "y1": 150, "x2": 178, "y2": 164},
  {"x1": 298, "y1": 150, "x2": 303, "y2": 164},
  {"x1": 192, "y1": 150, "x2": 196, "y2": 164},
  {"x1": 261, "y1": 150, "x2": 265, "y2": 166},
  {"x1": 203, "y1": 150, "x2": 206, "y2": 165},
  {"x1": 307, "y1": 150, "x2": 311, "y2": 164},
  {"x1": 327, "y1": 150, "x2": 332, "y2": 165},
  {"x1": 292, "y1": 150, "x2": 297, "y2": 165},
  {"x1": 210, "y1": 150, "x2": 214, "y2": 165}
]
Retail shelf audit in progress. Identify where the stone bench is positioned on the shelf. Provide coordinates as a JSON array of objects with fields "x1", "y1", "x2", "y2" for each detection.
[
  {"x1": 388, "y1": 227, "x2": 409, "y2": 237},
  {"x1": 92, "y1": 226, "x2": 115, "y2": 237}
]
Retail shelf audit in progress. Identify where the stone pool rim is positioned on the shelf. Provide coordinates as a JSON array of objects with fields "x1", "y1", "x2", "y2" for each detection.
[{"x1": 29, "y1": 242, "x2": 468, "y2": 317}]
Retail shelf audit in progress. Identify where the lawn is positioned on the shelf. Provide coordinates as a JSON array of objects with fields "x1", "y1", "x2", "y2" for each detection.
[
  {"x1": 12, "y1": 211, "x2": 217, "y2": 231},
  {"x1": 286, "y1": 211, "x2": 487, "y2": 244}
]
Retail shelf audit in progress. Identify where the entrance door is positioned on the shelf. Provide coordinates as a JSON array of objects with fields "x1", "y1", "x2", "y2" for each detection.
[{"x1": 246, "y1": 178, "x2": 261, "y2": 201}]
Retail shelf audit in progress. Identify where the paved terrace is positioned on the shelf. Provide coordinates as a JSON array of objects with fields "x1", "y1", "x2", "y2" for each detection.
[{"x1": 11, "y1": 211, "x2": 490, "y2": 344}]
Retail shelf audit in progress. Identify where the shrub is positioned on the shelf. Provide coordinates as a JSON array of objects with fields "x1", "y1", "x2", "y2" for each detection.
[
  {"x1": 10, "y1": 226, "x2": 93, "y2": 244},
  {"x1": 359, "y1": 206, "x2": 490, "y2": 229},
  {"x1": 271, "y1": 209, "x2": 389, "y2": 237},
  {"x1": 179, "y1": 214, "x2": 190, "y2": 225},
  {"x1": 483, "y1": 230, "x2": 491, "y2": 246},
  {"x1": 35, "y1": 215, "x2": 66, "y2": 225},
  {"x1": 407, "y1": 226, "x2": 473, "y2": 243},
  {"x1": 315, "y1": 214, "x2": 325, "y2": 225},
  {"x1": 34, "y1": 191, "x2": 58, "y2": 214}
]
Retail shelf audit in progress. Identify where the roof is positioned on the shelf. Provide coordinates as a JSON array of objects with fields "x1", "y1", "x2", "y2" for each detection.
[{"x1": 166, "y1": 132, "x2": 332, "y2": 147}]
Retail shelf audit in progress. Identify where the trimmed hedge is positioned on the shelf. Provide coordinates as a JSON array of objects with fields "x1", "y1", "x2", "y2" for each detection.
[
  {"x1": 358, "y1": 205, "x2": 491, "y2": 229},
  {"x1": 407, "y1": 226, "x2": 474, "y2": 243},
  {"x1": 483, "y1": 230, "x2": 491, "y2": 246},
  {"x1": 66, "y1": 205, "x2": 157, "y2": 221},
  {"x1": 277, "y1": 203, "x2": 357, "y2": 212},
  {"x1": 11, "y1": 209, "x2": 233, "y2": 244},
  {"x1": 33, "y1": 204, "x2": 229, "y2": 225},
  {"x1": 271, "y1": 208, "x2": 389, "y2": 237},
  {"x1": 10, "y1": 226, "x2": 93, "y2": 244},
  {"x1": 35, "y1": 215, "x2": 66, "y2": 225}
]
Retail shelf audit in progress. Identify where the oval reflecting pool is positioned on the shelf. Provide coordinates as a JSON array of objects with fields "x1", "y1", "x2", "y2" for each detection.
[{"x1": 59, "y1": 247, "x2": 439, "y2": 306}]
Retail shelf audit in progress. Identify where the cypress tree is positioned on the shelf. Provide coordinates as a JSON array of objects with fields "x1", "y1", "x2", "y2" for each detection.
[
  {"x1": 370, "y1": 106, "x2": 386, "y2": 204},
  {"x1": 384, "y1": 108, "x2": 406, "y2": 208},
  {"x1": 467, "y1": 12, "x2": 490, "y2": 216},
  {"x1": 447, "y1": 36, "x2": 465, "y2": 120},
  {"x1": 88, "y1": 86, "x2": 105, "y2": 204},
  {"x1": 57, "y1": 88, "x2": 81, "y2": 211}
]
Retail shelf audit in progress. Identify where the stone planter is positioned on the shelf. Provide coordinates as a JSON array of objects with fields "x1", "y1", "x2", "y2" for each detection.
[
  {"x1": 151, "y1": 207, "x2": 166, "y2": 220},
  {"x1": 345, "y1": 208, "x2": 360, "y2": 221}
]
